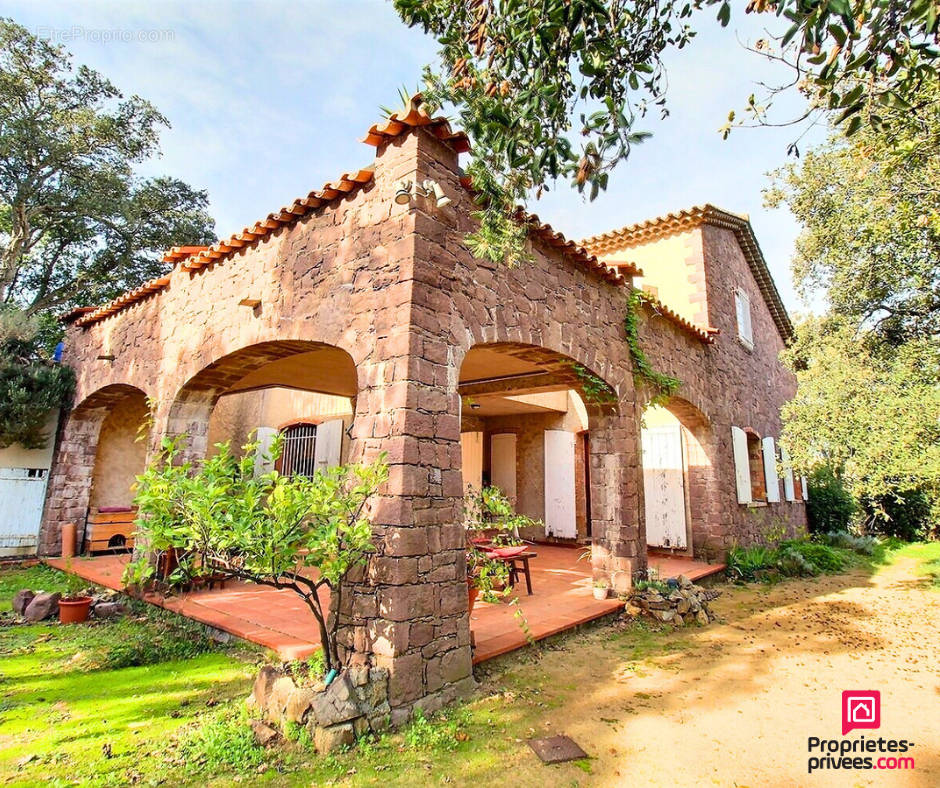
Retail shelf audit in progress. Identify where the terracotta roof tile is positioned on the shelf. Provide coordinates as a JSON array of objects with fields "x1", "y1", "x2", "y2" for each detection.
[
  {"x1": 362, "y1": 94, "x2": 471, "y2": 153},
  {"x1": 75, "y1": 275, "x2": 171, "y2": 327},
  {"x1": 581, "y1": 204, "x2": 794, "y2": 342},
  {"x1": 639, "y1": 291, "x2": 719, "y2": 344}
]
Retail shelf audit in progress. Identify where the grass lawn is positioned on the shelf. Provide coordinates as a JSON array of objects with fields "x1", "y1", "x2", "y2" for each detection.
[{"x1": 1, "y1": 540, "x2": 938, "y2": 786}]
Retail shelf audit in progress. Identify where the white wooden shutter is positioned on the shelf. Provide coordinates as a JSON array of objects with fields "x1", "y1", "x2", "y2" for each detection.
[
  {"x1": 762, "y1": 437, "x2": 781, "y2": 503},
  {"x1": 490, "y1": 433, "x2": 517, "y2": 503},
  {"x1": 254, "y1": 426, "x2": 277, "y2": 477},
  {"x1": 781, "y1": 446, "x2": 795, "y2": 501},
  {"x1": 731, "y1": 426, "x2": 752, "y2": 504},
  {"x1": 544, "y1": 430, "x2": 577, "y2": 538},
  {"x1": 313, "y1": 419, "x2": 344, "y2": 473},
  {"x1": 801, "y1": 476, "x2": 809, "y2": 500}
]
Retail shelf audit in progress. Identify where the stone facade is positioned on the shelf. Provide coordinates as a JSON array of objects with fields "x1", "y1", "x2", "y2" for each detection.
[{"x1": 39, "y1": 108, "x2": 804, "y2": 716}]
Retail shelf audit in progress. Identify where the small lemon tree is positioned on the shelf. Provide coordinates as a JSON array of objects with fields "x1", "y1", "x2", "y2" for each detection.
[{"x1": 125, "y1": 434, "x2": 387, "y2": 672}]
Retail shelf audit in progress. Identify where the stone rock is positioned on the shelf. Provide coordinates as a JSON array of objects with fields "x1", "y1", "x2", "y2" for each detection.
[
  {"x1": 92, "y1": 602, "x2": 126, "y2": 619},
  {"x1": 349, "y1": 665, "x2": 369, "y2": 687},
  {"x1": 696, "y1": 609, "x2": 710, "y2": 626},
  {"x1": 284, "y1": 687, "x2": 317, "y2": 724},
  {"x1": 651, "y1": 609, "x2": 675, "y2": 623},
  {"x1": 676, "y1": 598, "x2": 691, "y2": 615},
  {"x1": 625, "y1": 603, "x2": 643, "y2": 617},
  {"x1": 24, "y1": 592, "x2": 61, "y2": 622},
  {"x1": 673, "y1": 614, "x2": 684, "y2": 626},
  {"x1": 646, "y1": 599, "x2": 672, "y2": 611},
  {"x1": 12, "y1": 590, "x2": 34, "y2": 616},
  {"x1": 310, "y1": 675, "x2": 361, "y2": 728},
  {"x1": 250, "y1": 719, "x2": 280, "y2": 747},
  {"x1": 677, "y1": 574, "x2": 693, "y2": 589},
  {"x1": 267, "y1": 676, "x2": 296, "y2": 719},
  {"x1": 314, "y1": 722, "x2": 354, "y2": 754},
  {"x1": 251, "y1": 666, "x2": 280, "y2": 709}
]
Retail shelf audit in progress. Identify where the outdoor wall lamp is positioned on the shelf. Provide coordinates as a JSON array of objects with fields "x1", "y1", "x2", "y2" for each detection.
[{"x1": 394, "y1": 179, "x2": 452, "y2": 209}]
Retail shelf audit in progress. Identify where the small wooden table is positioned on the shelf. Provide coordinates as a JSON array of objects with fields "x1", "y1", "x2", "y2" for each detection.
[{"x1": 491, "y1": 551, "x2": 536, "y2": 595}]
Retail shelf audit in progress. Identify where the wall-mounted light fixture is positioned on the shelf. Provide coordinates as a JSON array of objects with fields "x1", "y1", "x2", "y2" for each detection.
[
  {"x1": 96, "y1": 353, "x2": 115, "y2": 362},
  {"x1": 394, "y1": 179, "x2": 452, "y2": 210},
  {"x1": 239, "y1": 298, "x2": 262, "y2": 308}
]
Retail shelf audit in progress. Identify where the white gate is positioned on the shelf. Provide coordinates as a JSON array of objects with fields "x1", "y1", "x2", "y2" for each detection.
[
  {"x1": 641, "y1": 424, "x2": 688, "y2": 549},
  {"x1": 0, "y1": 467, "x2": 49, "y2": 557}
]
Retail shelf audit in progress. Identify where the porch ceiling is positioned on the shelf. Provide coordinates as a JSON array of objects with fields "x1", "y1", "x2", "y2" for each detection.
[{"x1": 225, "y1": 348, "x2": 357, "y2": 398}]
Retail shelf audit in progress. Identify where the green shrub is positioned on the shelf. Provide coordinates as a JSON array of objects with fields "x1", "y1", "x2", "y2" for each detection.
[
  {"x1": 779, "y1": 540, "x2": 846, "y2": 572},
  {"x1": 818, "y1": 531, "x2": 878, "y2": 556},
  {"x1": 727, "y1": 544, "x2": 777, "y2": 582},
  {"x1": 863, "y1": 489, "x2": 934, "y2": 541},
  {"x1": 776, "y1": 545, "x2": 819, "y2": 577},
  {"x1": 805, "y1": 466, "x2": 857, "y2": 534}
]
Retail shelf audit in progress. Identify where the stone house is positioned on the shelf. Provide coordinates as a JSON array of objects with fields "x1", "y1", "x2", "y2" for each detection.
[{"x1": 38, "y1": 97, "x2": 805, "y2": 717}]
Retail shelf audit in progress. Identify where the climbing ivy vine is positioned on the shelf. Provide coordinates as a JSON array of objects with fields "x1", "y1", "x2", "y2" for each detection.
[{"x1": 624, "y1": 290, "x2": 681, "y2": 407}]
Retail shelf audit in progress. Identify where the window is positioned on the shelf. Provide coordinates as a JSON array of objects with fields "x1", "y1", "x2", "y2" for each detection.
[
  {"x1": 734, "y1": 288, "x2": 753, "y2": 349},
  {"x1": 746, "y1": 431, "x2": 766, "y2": 502},
  {"x1": 731, "y1": 426, "x2": 767, "y2": 505},
  {"x1": 279, "y1": 423, "x2": 318, "y2": 477}
]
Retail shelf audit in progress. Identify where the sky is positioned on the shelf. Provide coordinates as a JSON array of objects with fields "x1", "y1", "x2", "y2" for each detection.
[{"x1": 0, "y1": 0, "x2": 827, "y2": 313}]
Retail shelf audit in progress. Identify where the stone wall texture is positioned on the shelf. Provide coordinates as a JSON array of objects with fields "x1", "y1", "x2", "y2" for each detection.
[{"x1": 39, "y1": 124, "x2": 805, "y2": 715}]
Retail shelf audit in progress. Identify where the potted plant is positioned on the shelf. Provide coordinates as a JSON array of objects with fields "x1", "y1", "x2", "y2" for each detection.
[
  {"x1": 592, "y1": 579, "x2": 610, "y2": 600},
  {"x1": 58, "y1": 567, "x2": 93, "y2": 624},
  {"x1": 466, "y1": 543, "x2": 510, "y2": 613}
]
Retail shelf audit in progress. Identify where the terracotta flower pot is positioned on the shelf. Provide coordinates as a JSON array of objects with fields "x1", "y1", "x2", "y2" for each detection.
[
  {"x1": 468, "y1": 580, "x2": 480, "y2": 614},
  {"x1": 58, "y1": 596, "x2": 93, "y2": 624}
]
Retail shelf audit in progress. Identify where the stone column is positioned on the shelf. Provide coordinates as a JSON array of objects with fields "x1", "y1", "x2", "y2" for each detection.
[
  {"x1": 38, "y1": 407, "x2": 108, "y2": 556},
  {"x1": 587, "y1": 401, "x2": 647, "y2": 592},
  {"x1": 336, "y1": 329, "x2": 473, "y2": 725}
]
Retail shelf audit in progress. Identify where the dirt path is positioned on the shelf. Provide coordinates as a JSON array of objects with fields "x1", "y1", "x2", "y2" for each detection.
[{"x1": 480, "y1": 555, "x2": 940, "y2": 787}]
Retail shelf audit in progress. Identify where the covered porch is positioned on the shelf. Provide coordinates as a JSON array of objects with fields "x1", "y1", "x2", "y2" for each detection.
[{"x1": 45, "y1": 546, "x2": 722, "y2": 663}]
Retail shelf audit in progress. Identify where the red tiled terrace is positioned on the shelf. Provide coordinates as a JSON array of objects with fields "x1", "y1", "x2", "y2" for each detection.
[{"x1": 46, "y1": 546, "x2": 723, "y2": 663}]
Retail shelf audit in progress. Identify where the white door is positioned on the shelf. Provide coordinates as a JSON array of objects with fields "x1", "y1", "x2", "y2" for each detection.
[
  {"x1": 461, "y1": 432, "x2": 483, "y2": 494},
  {"x1": 544, "y1": 430, "x2": 577, "y2": 539},
  {"x1": 490, "y1": 433, "x2": 517, "y2": 503},
  {"x1": 641, "y1": 424, "x2": 688, "y2": 549},
  {"x1": 0, "y1": 468, "x2": 49, "y2": 557}
]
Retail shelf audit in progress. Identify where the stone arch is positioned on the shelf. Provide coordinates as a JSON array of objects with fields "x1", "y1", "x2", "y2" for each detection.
[
  {"x1": 640, "y1": 395, "x2": 721, "y2": 560},
  {"x1": 456, "y1": 341, "x2": 642, "y2": 592},
  {"x1": 160, "y1": 340, "x2": 359, "y2": 462},
  {"x1": 39, "y1": 383, "x2": 152, "y2": 555}
]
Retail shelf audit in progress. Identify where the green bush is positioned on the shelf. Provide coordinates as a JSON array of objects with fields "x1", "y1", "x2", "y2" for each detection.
[
  {"x1": 863, "y1": 489, "x2": 934, "y2": 541},
  {"x1": 818, "y1": 531, "x2": 878, "y2": 556},
  {"x1": 779, "y1": 540, "x2": 846, "y2": 572},
  {"x1": 805, "y1": 466, "x2": 857, "y2": 534},
  {"x1": 727, "y1": 544, "x2": 777, "y2": 582}
]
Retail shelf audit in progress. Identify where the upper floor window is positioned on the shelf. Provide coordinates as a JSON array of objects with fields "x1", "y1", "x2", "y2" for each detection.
[{"x1": 734, "y1": 288, "x2": 753, "y2": 349}]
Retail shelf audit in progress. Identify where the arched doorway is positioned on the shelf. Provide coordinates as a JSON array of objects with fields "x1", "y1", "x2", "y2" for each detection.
[
  {"x1": 640, "y1": 397, "x2": 718, "y2": 559},
  {"x1": 458, "y1": 343, "x2": 597, "y2": 544}
]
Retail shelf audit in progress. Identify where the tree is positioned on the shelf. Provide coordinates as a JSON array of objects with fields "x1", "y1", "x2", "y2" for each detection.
[
  {"x1": 765, "y1": 77, "x2": 940, "y2": 345},
  {"x1": 780, "y1": 316, "x2": 939, "y2": 531},
  {"x1": 392, "y1": 1, "x2": 940, "y2": 265},
  {"x1": 0, "y1": 19, "x2": 215, "y2": 315},
  {"x1": 125, "y1": 436, "x2": 388, "y2": 672},
  {"x1": 0, "y1": 308, "x2": 73, "y2": 448}
]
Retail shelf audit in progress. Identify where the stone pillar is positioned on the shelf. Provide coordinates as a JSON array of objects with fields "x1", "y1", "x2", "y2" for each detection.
[
  {"x1": 38, "y1": 407, "x2": 108, "y2": 556},
  {"x1": 587, "y1": 401, "x2": 647, "y2": 592},
  {"x1": 337, "y1": 331, "x2": 473, "y2": 725}
]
